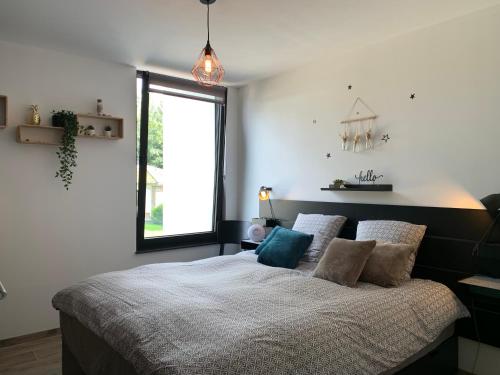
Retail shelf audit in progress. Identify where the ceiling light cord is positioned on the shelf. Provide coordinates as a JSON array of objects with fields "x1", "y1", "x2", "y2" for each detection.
[{"x1": 206, "y1": 2, "x2": 210, "y2": 43}]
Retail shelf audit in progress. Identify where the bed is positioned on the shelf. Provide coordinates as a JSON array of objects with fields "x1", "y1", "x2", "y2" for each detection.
[{"x1": 53, "y1": 200, "x2": 492, "y2": 375}]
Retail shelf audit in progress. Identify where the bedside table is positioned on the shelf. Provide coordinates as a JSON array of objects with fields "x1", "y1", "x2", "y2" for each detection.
[
  {"x1": 241, "y1": 239, "x2": 261, "y2": 251},
  {"x1": 459, "y1": 275, "x2": 500, "y2": 298},
  {"x1": 458, "y1": 275, "x2": 500, "y2": 348}
]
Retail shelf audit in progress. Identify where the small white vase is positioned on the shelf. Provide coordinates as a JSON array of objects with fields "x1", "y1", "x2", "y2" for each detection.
[
  {"x1": 104, "y1": 130, "x2": 112, "y2": 138},
  {"x1": 87, "y1": 129, "x2": 96, "y2": 136},
  {"x1": 97, "y1": 99, "x2": 103, "y2": 115}
]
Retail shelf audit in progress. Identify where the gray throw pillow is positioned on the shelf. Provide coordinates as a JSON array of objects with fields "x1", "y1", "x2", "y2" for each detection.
[
  {"x1": 359, "y1": 242, "x2": 416, "y2": 287},
  {"x1": 313, "y1": 238, "x2": 376, "y2": 287},
  {"x1": 356, "y1": 220, "x2": 427, "y2": 280},
  {"x1": 292, "y1": 214, "x2": 347, "y2": 263}
]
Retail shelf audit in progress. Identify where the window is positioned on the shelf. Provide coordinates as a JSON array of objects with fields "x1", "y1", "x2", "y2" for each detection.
[{"x1": 136, "y1": 71, "x2": 227, "y2": 252}]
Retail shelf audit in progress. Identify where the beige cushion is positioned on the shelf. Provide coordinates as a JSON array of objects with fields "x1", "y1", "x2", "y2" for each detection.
[
  {"x1": 313, "y1": 238, "x2": 376, "y2": 287},
  {"x1": 360, "y1": 242, "x2": 416, "y2": 287},
  {"x1": 356, "y1": 220, "x2": 427, "y2": 280}
]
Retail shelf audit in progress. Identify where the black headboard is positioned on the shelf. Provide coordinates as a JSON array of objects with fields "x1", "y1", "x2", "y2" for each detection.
[
  {"x1": 259, "y1": 199, "x2": 500, "y2": 346},
  {"x1": 260, "y1": 199, "x2": 494, "y2": 298}
]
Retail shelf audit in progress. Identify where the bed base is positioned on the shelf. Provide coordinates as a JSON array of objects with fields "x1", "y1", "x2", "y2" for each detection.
[
  {"x1": 60, "y1": 312, "x2": 458, "y2": 375},
  {"x1": 62, "y1": 340, "x2": 85, "y2": 375},
  {"x1": 396, "y1": 336, "x2": 457, "y2": 375}
]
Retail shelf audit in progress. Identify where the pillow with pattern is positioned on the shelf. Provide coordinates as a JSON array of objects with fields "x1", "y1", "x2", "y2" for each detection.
[
  {"x1": 356, "y1": 220, "x2": 427, "y2": 280},
  {"x1": 292, "y1": 213, "x2": 347, "y2": 263}
]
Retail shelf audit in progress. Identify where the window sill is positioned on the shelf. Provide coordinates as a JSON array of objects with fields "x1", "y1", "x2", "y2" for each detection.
[{"x1": 136, "y1": 232, "x2": 218, "y2": 254}]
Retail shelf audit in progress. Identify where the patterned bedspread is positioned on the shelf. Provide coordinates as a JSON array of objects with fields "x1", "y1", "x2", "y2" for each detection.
[{"x1": 52, "y1": 253, "x2": 469, "y2": 375}]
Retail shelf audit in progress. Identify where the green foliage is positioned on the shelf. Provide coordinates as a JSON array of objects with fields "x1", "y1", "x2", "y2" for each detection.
[
  {"x1": 53, "y1": 110, "x2": 78, "y2": 190},
  {"x1": 137, "y1": 100, "x2": 164, "y2": 169},
  {"x1": 151, "y1": 204, "x2": 163, "y2": 225}
]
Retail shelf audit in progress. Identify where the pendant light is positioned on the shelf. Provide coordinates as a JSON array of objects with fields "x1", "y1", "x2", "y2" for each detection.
[{"x1": 192, "y1": 0, "x2": 224, "y2": 86}]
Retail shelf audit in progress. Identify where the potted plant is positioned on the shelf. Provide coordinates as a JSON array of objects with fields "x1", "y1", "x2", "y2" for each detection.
[
  {"x1": 332, "y1": 179, "x2": 344, "y2": 189},
  {"x1": 52, "y1": 109, "x2": 74, "y2": 128},
  {"x1": 103, "y1": 125, "x2": 112, "y2": 138},
  {"x1": 77, "y1": 125, "x2": 86, "y2": 135},
  {"x1": 86, "y1": 125, "x2": 95, "y2": 136},
  {"x1": 52, "y1": 110, "x2": 78, "y2": 190}
]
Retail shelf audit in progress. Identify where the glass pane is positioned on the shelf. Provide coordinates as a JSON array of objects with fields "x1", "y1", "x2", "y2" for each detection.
[{"x1": 143, "y1": 92, "x2": 216, "y2": 238}]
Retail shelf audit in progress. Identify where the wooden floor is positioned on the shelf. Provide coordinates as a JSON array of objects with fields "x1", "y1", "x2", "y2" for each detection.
[{"x1": 0, "y1": 331, "x2": 61, "y2": 375}]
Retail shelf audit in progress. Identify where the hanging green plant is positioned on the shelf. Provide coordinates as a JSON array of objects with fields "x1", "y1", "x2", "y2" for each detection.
[{"x1": 52, "y1": 110, "x2": 78, "y2": 190}]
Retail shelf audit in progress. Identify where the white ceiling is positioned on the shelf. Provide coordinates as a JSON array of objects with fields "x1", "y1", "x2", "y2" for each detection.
[{"x1": 0, "y1": 0, "x2": 499, "y2": 85}]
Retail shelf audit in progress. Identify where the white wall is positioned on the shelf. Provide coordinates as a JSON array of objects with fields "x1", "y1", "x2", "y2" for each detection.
[
  {"x1": 0, "y1": 40, "x2": 240, "y2": 339},
  {"x1": 238, "y1": 6, "x2": 500, "y2": 374},
  {"x1": 239, "y1": 5, "x2": 500, "y2": 220}
]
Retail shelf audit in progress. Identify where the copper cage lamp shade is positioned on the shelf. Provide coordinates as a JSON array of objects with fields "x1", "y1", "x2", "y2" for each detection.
[{"x1": 192, "y1": 0, "x2": 224, "y2": 86}]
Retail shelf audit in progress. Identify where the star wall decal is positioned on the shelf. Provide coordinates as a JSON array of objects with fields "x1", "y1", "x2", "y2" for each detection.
[
  {"x1": 326, "y1": 153, "x2": 332, "y2": 159},
  {"x1": 381, "y1": 134, "x2": 390, "y2": 143},
  {"x1": 410, "y1": 93, "x2": 416, "y2": 99}
]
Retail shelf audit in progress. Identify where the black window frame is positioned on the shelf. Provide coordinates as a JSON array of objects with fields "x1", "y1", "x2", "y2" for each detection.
[{"x1": 136, "y1": 71, "x2": 227, "y2": 253}]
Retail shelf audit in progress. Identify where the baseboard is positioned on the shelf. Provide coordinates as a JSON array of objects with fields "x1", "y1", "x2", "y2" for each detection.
[{"x1": 0, "y1": 328, "x2": 60, "y2": 348}]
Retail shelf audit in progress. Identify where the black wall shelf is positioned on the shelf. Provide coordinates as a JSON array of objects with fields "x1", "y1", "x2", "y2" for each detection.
[{"x1": 321, "y1": 184, "x2": 393, "y2": 192}]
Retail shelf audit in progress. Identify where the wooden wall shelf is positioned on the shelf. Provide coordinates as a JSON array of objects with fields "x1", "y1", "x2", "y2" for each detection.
[
  {"x1": 0, "y1": 95, "x2": 7, "y2": 128},
  {"x1": 321, "y1": 184, "x2": 393, "y2": 192},
  {"x1": 17, "y1": 124, "x2": 122, "y2": 145},
  {"x1": 16, "y1": 114, "x2": 123, "y2": 145},
  {"x1": 77, "y1": 114, "x2": 123, "y2": 139}
]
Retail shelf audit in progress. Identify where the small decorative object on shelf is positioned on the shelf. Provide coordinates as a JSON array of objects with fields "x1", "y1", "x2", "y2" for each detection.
[
  {"x1": 31, "y1": 105, "x2": 41, "y2": 125},
  {"x1": 97, "y1": 99, "x2": 103, "y2": 115},
  {"x1": 85, "y1": 126, "x2": 96, "y2": 136},
  {"x1": 103, "y1": 125, "x2": 112, "y2": 138},
  {"x1": 355, "y1": 169, "x2": 383, "y2": 184},
  {"x1": 77, "y1": 125, "x2": 86, "y2": 135},
  {"x1": 0, "y1": 95, "x2": 7, "y2": 128},
  {"x1": 332, "y1": 179, "x2": 344, "y2": 189},
  {"x1": 248, "y1": 224, "x2": 266, "y2": 242}
]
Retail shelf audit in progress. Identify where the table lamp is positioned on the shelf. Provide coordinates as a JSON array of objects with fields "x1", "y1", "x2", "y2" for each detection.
[
  {"x1": 473, "y1": 194, "x2": 500, "y2": 276},
  {"x1": 474, "y1": 194, "x2": 500, "y2": 254},
  {"x1": 255, "y1": 186, "x2": 279, "y2": 227}
]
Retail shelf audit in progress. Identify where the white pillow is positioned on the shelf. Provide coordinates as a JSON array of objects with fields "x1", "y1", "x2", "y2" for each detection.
[
  {"x1": 356, "y1": 220, "x2": 427, "y2": 280},
  {"x1": 292, "y1": 214, "x2": 347, "y2": 263}
]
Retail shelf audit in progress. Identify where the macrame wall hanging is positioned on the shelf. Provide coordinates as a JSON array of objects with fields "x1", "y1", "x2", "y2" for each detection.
[{"x1": 339, "y1": 97, "x2": 378, "y2": 152}]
